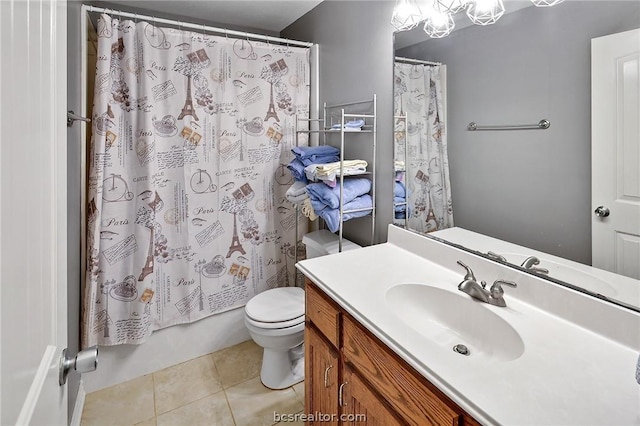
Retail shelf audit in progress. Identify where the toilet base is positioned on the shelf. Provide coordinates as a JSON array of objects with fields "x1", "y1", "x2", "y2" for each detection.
[{"x1": 260, "y1": 344, "x2": 305, "y2": 390}]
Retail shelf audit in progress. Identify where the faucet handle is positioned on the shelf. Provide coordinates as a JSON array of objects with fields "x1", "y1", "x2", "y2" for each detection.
[
  {"x1": 521, "y1": 256, "x2": 541, "y2": 268},
  {"x1": 490, "y1": 279, "x2": 517, "y2": 299},
  {"x1": 487, "y1": 251, "x2": 507, "y2": 262},
  {"x1": 456, "y1": 261, "x2": 476, "y2": 282}
]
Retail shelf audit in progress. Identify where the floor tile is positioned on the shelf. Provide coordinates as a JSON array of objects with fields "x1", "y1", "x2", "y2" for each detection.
[
  {"x1": 81, "y1": 374, "x2": 155, "y2": 426},
  {"x1": 153, "y1": 354, "x2": 222, "y2": 415},
  {"x1": 225, "y1": 377, "x2": 304, "y2": 426},
  {"x1": 212, "y1": 340, "x2": 263, "y2": 389},
  {"x1": 292, "y1": 381, "x2": 305, "y2": 406},
  {"x1": 156, "y1": 392, "x2": 234, "y2": 426},
  {"x1": 276, "y1": 414, "x2": 305, "y2": 426},
  {"x1": 133, "y1": 418, "x2": 157, "y2": 426}
]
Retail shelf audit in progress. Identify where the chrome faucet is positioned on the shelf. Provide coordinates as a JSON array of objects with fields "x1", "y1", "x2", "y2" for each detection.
[
  {"x1": 520, "y1": 256, "x2": 549, "y2": 275},
  {"x1": 456, "y1": 261, "x2": 517, "y2": 307}
]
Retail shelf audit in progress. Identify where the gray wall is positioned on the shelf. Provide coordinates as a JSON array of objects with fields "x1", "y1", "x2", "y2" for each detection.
[
  {"x1": 282, "y1": 1, "x2": 396, "y2": 245},
  {"x1": 398, "y1": 1, "x2": 640, "y2": 264}
]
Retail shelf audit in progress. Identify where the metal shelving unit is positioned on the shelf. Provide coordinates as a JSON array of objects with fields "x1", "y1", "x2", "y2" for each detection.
[{"x1": 295, "y1": 94, "x2": 377, "y2": 252}]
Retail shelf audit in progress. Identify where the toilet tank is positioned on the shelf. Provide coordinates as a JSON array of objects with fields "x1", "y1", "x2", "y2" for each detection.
[{"x1": 302, "y1": 230, "x2": 362, "y2": 259}]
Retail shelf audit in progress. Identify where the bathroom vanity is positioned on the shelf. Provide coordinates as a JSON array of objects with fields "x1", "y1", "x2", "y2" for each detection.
[
  {"x1": 296, "y1": 225, "x2": 640, "y2": 425},
  {"x1": 305, "y1": 280, "x2": 480, "y2": 425}
]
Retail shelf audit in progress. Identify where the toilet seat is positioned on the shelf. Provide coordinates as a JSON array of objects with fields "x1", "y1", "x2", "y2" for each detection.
[
  {"x1": 245, "y1": 314, "x2": 305, "y2": 330},
  {"x1": 245, "y1": 287, "x2": 305, "y2": 329}
]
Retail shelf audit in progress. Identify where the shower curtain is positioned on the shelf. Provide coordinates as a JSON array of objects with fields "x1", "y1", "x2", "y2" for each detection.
[
  {"x1": 394, "y1": 62, "x2": 453, "y2": 234},
  {"x1": 83, "y1": 14, "x2": 310, "y2": 347}
]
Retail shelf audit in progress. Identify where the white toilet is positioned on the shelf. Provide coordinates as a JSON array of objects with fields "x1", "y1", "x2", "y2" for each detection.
[{"x1": 244, "y1": 230, "x2": 361, "y2": 389}]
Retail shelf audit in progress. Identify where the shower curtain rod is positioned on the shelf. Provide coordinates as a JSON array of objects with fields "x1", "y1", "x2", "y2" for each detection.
[
  {"x1": 395, "y1": 56, "x2": 441, "y2": 66},
  {"x1": 83, "y1": 5, "x2": 314, "y2": 48}
]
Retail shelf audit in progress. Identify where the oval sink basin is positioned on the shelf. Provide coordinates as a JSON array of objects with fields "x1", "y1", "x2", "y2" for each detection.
[
  {"x1": 386, "y1": 284, "x2": 525, "y2": 362},
  {"x1": 504, "y1": 253, "x2": 617, "y2": 297}
]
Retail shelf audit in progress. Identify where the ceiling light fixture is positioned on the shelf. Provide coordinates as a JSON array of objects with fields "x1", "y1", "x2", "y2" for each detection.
[
  {"x1": 392, "y1": 0, "x2": 563, "y2": 37},
  {"x1": 530, "y1": 0, "x2": 565, "y2": 7},
  {"x1": 423, "y1": 10, "x2": 455, "y2": 38},
  {"x1": 466, "y1": 0, "x2": 505, "y2": 26},
  {"x1": 391, "y1": 0, "x2": 424, "y2": 31},
  {"x1": 435, "y1": 0, "x2": 469, "y2": 14}
]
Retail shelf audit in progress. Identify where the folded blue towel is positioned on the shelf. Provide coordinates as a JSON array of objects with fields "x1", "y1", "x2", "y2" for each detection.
[
  {"x1": 286, "y1": 159, "x2": 308, "y2": 183},
  {"x1": 307, "y1": 178, "x2": 371, "y2": 210},
  {"x1": 394, "y1": 181, "x2": 406, "y2": 198},
  {"x1": 316, "y1": 195, "x2": 373, "y2": 233},
  {"x1": 292, "y1": 146, "x2": 340, "y2": 167},
  {"x1": 394, "y1": 197, "x2": 406, "y2": 212}
]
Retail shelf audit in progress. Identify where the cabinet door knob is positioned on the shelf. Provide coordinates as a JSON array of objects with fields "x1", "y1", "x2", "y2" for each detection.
[
  {"x1": 323, "y1": 365, "x2": 334, "y2": 388},
  {"x1": 338, "y1": 382, "x2": 348, "y2": 407}
]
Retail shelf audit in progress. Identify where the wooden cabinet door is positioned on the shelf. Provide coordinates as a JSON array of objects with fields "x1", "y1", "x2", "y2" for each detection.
[
  {"x1": 341, "y1": 364, "x2": 404, "y2": 426},
  {"x1": 306, "y1": 325, "x2": 340, "y2": 426}
]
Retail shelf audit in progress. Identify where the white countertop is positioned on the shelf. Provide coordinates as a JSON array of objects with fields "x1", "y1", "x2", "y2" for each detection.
[{"x1": 297, "y1": 226, "x2": 640, "y2": 425}]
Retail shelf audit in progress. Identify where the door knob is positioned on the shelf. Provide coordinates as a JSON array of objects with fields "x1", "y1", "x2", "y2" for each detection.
[
  {"x1": 594, "y1": 206, "x2": 610, "y2": 217},
  {"x1": 59, "y1": 346, "x2": 98, "y2": 385}
]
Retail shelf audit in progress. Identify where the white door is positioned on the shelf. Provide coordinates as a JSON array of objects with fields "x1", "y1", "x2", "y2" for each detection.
[
  {"x1": 0, "y1": 0, "x2": 68, "y2": 424},
  {"x1": 592, "y1": 28, "x2": 640, "y2": 279}
]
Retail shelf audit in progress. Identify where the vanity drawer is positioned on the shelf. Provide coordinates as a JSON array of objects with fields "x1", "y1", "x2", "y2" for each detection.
[
  {"x1": 306, "y1": 281, "x2": 340, "y2": 347},
  {"x1": 342, "y1": 315, "x2": 463, "y2": 426}
]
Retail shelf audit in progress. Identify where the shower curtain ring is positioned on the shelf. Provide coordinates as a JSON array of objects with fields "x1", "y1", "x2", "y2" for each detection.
[
  {"x1": 224, "y1": 28, "x2": 228, "y2": 40},
  {"x1": 245, "y1": 31, "x2": 249, "y2": 41},
  {"x1": 266, "y1": 35, "x2": 270, "y2": 47}
]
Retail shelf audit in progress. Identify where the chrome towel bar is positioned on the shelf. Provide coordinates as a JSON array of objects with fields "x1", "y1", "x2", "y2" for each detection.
[{"x1": 467, "y1": 119, "x2": 550, "y2": 131}]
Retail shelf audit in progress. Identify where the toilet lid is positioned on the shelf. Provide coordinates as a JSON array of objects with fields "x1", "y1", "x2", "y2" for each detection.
[{"x1": 245, "y1": 287, "x2": 305, "y2": 323}]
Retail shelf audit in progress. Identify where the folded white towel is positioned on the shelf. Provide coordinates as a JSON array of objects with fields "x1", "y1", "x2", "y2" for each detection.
[
  {"x1": 285, "y1": 181, "x2": 309, "y2": 204},
  {"x1": 305, "y1": 160, "x2": 368, "y2": 183}
]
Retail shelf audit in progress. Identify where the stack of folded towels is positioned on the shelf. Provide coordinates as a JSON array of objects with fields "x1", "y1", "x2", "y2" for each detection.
[
  {"x1": 285, "y1": 145, "x2": 373, "y2": 228},
  {"x1": 307, "y1": 178, "x2": 373, "y2": 233},
  {"x1": 287, "y1": 146, "x2": 340, "y2": 184}
]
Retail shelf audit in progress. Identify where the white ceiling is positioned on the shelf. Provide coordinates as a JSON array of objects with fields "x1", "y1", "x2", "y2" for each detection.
[{"x1": 103, "y1": 0, "x2": 324, "y2": 33}]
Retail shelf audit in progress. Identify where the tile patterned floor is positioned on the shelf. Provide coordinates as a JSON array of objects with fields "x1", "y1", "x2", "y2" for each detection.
[{"x1": 81, "y1": 341, "x2": 305, "y2": 426}]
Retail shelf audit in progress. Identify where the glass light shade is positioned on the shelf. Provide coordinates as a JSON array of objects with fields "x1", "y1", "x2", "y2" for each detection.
[
  {"x1": 391, "y1": 0, "x2": 424, "y2": 31},
  {"x1": 423, "y1": 12, "x2": 455, "y2": 38},
  {"x1": 466, "y1": 0, "x2": 505, "y2": 26},
  {"x1": 530, "y1": 0, "x2": 565, "y2": 6},
  {"x1": 436, "y1": 0, "x2": 469, "y2": 14}
]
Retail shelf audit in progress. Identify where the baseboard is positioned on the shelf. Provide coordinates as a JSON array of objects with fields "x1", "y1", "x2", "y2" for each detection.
[{"x1": 70, "y1": 380, "x2": 86, "y2": 426}]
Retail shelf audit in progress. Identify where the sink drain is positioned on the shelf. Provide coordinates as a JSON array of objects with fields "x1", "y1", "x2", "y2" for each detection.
[{"x1": 453, "y1": 344, "x2": 470, "y2": 356}]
